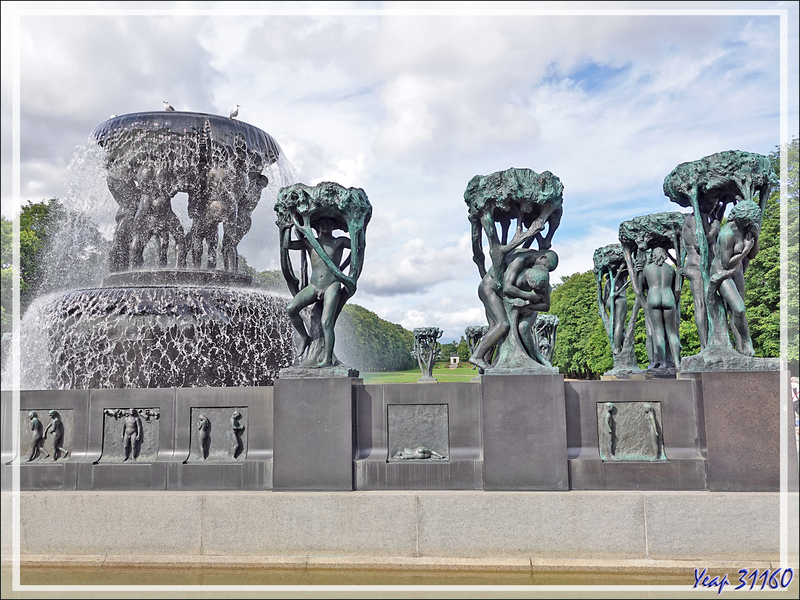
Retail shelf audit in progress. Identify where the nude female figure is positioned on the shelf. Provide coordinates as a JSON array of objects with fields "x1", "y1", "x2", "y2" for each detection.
[
  {"x1": 26, "y1": 411, "x2": 48, "y2": 461},
  {"x1": 642, "y1": 246, "x2": 681, "y2": 369}
]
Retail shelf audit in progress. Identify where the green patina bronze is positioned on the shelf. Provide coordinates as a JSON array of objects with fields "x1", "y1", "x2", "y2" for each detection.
[
  {"x1": 618, "y1": 212, "x2": 684, "y2": 373},
  {"x1": 464, "y1": 167, "x2": 563, "y2": 375},
  {"x1": 412, "y1": 327, "x2": 443, "y2": 382},
  {"x1": 275, "y1": 182, "x2": 372, "y2": 371},
  {"x1": 663, "y1": 150, "x2": 778, "y2": 371},
  {"x1": 593, "y1": 243, "x2": 639, "y2": 375}
]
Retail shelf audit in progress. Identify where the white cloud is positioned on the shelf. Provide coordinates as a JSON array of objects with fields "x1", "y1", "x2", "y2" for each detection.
[{"x1": 359, "y1": 231, "x2": 473, "y2": 295}]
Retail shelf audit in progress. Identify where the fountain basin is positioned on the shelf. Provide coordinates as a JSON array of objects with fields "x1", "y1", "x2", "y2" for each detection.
[{"x1": 44, "y1": 282, "x2": 293, "y2": 389}]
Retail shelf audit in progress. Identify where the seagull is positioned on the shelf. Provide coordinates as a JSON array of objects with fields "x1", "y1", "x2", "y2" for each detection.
[
  {"x1": 230, "y1": 104, "x2": 240, "y2": 119},
  {"x1": 109, "y1": 114, "x2": 117, "y2": 118},
  {"x1": 163, "y1": 101, "x2": 175, "y2": 112}
]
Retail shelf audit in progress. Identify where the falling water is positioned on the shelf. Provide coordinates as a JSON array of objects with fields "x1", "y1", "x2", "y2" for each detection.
[{"x1": 3, "y1": 111, "x2": 300, "y2": 390}]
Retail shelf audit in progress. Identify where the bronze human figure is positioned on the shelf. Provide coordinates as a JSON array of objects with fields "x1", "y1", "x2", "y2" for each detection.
[{"x1": 275, "y1": 182, "x2": 371, "y2": 372}]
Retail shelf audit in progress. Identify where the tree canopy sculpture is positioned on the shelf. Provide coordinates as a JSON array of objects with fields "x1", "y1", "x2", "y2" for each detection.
[
  {"x1": 275, "y1": 181, "x2": 371, "y2": 373},
  {"x1": 618, "y1": 212, "x2": 684, "y2": 373},
  {"x1": 534, "y1": 314, "x2": 559, "y2": 365},
  {"x1": 663, "y1": 150, "x2": 777, "y2": 371},
  {"x1": 464, "y1": 167, "x2": 563, "y2": 374},
  {"x1": 593, "y1": 243, "x2": 639, "y2": 375},
  {"x1": 413, "y1": 327, "x2": 442, "y2": 382}
]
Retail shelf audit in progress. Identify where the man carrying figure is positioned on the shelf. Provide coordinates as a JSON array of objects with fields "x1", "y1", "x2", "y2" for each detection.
[{"x1": 285, "y1": 217, "x2": 351, "y2": 367}]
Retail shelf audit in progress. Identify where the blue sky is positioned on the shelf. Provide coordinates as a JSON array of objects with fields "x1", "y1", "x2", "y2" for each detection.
[{"x1": 2, "y1": 1, "x2": 798, "y2": 342}]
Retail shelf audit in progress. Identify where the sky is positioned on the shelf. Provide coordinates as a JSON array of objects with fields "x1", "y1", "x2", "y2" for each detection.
[{"x1": 2, "y1": 1, "x2": 798, "y2": 342}]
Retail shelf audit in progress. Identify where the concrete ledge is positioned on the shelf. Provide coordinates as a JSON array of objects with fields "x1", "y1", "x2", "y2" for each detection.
[
  {"x1": 3, "y1": 491, "x2": 798, "y2": 562},
  {"x1": 4, "y1": 553, "x2": 794, "y2": 575}
]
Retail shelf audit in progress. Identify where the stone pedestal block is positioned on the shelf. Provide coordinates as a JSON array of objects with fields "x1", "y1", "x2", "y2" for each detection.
[
  {"x1": 273, "y1": 377, "x2": 357, "y2": 491},
  {"x1": 565, "y1": 379, "x2": 706, "y2": 490},
  {"x1": 166, "y1": 386, "x2": 273, "y2": 490},
  {"x1": 481, "y1": 374, "x2": 568, "y2": 490},
  {"x1": 2, "y1": 390, "x2": 90, "y2": 491},
  {"x1": 354, "y1": 383, "x2": 483, "y2": 490},
  {"x1": 693, "y1": 371, "x2": 798, "y2": 492}
]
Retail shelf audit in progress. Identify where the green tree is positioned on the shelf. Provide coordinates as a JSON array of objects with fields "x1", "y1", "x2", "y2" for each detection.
[
  {"x1": 546, "y1": 270, "x2": 609, "y2": 379},
  {"x1": 334, "y1": 304, "x2": 416, "y2": 371},
  {"x1": 1, "y1": 199, "x2": 60, "y2": 330},
  {"x1": 744, "y1": 137, "x2": 799, "y2": 373}
]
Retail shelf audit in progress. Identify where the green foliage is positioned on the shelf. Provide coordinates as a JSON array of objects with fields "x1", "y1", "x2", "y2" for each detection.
[
  {"x1": 254, "y1": 269, "x2": 290, "y2": 293},
  {"x1": 1, "y1": 199, "x2": 61, "y2": 331},
  {"x1": 334, "y1": 304, "x2": 416, "y2": 372},
  {"x1": 546, "y1": 270, "x2": 608, "y2": 379},
  {"x1": 747, "y1": 137, "x2": 799, "y2": 373}
]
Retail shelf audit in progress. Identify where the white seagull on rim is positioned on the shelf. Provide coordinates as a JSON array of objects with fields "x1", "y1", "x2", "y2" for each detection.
[
  {"x1": 163, "y1": 101, "x2": 175, "y2": 112},
  {"x1": 230, "y1": 104, "x2": 240, "y2": 119}
]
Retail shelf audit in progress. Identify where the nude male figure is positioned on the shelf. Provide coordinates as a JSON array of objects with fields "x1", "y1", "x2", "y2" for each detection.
[
  {"x1": 709, "y1": 200, "x2": 760, "y2": 356},
  {"x1": 285, "y1": 218, "x2": 352, "y2": 367},
  {"x1": 121, "y1": 409, "x2": 141, "y2": 462},
  {"x1": 27, "y1": 411, "x2": 49, "y2": 461},
  {"x1": 469, "y1": 249, "x2": 556, "y2": 371}
]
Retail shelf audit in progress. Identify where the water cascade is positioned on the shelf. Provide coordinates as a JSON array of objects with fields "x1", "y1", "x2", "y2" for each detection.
[{"x1": 8, "y1": 111, "x2": 297, "y2": 389}]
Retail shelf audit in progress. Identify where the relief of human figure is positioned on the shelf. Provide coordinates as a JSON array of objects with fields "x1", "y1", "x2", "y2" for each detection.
[
  {"x1": 43, "y1": 410, "x2": 69, "y2": 461},
  {"x1": 707, "y1": 200, "x2": 761, "y2": 355},
  {"x1": 643, "y1": 403, "x2": 660, "y2": 458},
  {"x1": 229, "y1": 411, "x2": 244, "y2": 460},
  {"x1": 600, "y1": 402, "x2": 615, "y2": 460},
  {"x1": 642, "y1": 246, "x2": 682, "y2": 369},
  {"x1": 197, "y1": 414, "x2": 211, "y2": 460},
  {"x1": 285, "y1": 217, "x2": 352, "y2": 367},
  {"x1": 26, "y1": 411, "x2": 49, "y2": 461},
  {"x1": 121, "y1": 408, "x2": 142, "y2": 462}
]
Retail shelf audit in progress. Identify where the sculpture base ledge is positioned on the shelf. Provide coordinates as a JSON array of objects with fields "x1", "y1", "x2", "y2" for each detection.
[
  {"x1": 681, "y1": 347, "x2": 780, "y2": 373},
  {"x1": 102, "y1": 269, "x2": 253, "y2": 288},
  {"x1": 483, "y1": 365, "x2": 559, "y2": 376},
  {"x1": 646, "y1": 366, "x2": 678, "y2": 379},
  {"x1": 278, "y1": 365, "x2": 360, "y2": 379},
  {"x1": 416, "y1": 376, "x2": 438, "y2": 383},
  {"x1": 602, "y1": 367, "x2": 646, "y2": 380}
]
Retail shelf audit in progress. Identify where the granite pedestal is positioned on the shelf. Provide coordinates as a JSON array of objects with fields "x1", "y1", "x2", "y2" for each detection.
[
  {"x1": 481, "y1": 374, "x2": 568, "y2": 490},
  {"x1": 354, "y1": 383, "x2": 482, "y2": 490},
  {"x1": 167, "y1": 386, "x2": 273, "y2": 490},
  {"x1": 565, "y1": 379, "x2": 707, "y2": 490},
  {"x1": 273, "y1": 377, "x2": 358, "y2": 491},
  {"x1": 690, "y1": 371, "x2": 798, "y2": 492}
]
